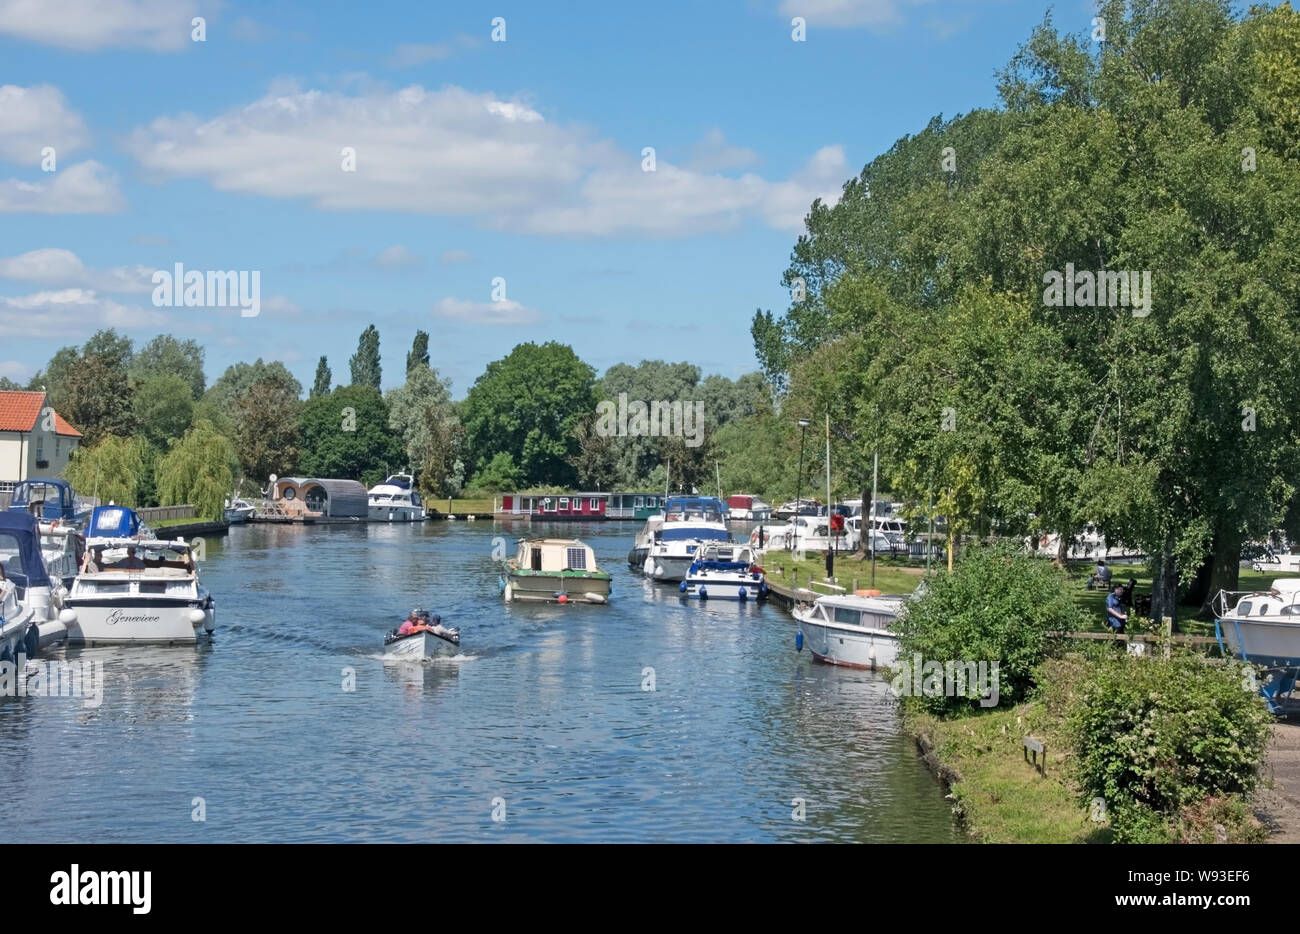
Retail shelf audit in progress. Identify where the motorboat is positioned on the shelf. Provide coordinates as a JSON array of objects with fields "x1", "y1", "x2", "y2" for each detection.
[
  {"x1": 503, "y1": 538, "x2": 611, "y2": 604},
  {"x1": 725, "y1": 494, "x2": 772, "y2": 522},
  {"x1": 1214, "y1": 580, "x2": 1300, "y2": 711},
  {"x1": 37, "y1": 521, "x2": 84, "y2": 589},
  {"x1": 383, "y1": 611, "x2": 460, "y2": 660},
  {"x1": 0, "y1": 511, "x2": 62, "y2": 662},
  {"x1": 642, "y1": 496, "x2": 732, "y2": 582},
  {"x1": 752, "y1": 515, "x2": 858, "y2": 553},
  {"x1": 774, "y1": 498, "x2": 821, "y2": 520},
  {"x1": 680, "y1": 542, "x2": 768, "y2": 601},
  {"x1": 627, "y1": 513, "x2": 663, "y2": 569},
  {"x1": 223, "y1": 497, "x2": 255, "y2": 524},
  {"x1": 367, "y1": 473, "x2": 425, "y2": 521},
  {"x1": 7, "y1": 478, "x2": 90, "y2": 528},
  {"x1": 794, "y1": 591, "x2": 908, "y2": 670},
  {"x1": 60, "y1": 505, "x2": 214, "y2": 645}
]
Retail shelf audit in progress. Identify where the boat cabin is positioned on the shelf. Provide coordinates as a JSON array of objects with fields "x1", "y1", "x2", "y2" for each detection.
[{"x1": 514, "y1": 539, "x2": 598, "y2": 573}]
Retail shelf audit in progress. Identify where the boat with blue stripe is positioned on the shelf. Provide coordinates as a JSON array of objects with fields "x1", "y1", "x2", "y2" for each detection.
[
  {"x1": 679, "y1": 543, "x2": 767, "y2": 601},
  {"x1": 1214, "y1": 580, "x2": 1300, "y2": 713}
]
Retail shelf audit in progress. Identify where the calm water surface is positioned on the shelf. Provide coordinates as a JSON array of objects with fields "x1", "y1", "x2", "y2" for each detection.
[{"x1": 2, "y1": 521, "x2": 956, "y2": 842}]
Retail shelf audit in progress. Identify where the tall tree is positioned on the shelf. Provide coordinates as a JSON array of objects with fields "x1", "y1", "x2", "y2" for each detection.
[
  {"x1": 62, "y1": 435, "x2": 149, "y2": 507},
  {"x1": 349, "y1": 325, "x2": 382, "y2": 390},
  {"x1": 406, "y1": 330, "x2": 430, "y2": 376},
  {"x1": 233, "y1": 375, "x2": 302, "y2": 482},
  {"x1": 130, "y1": 335, "x2": 206, "y2": 399},
  {"x1": 132, "y1": 373, "x2": 195, "y2": 448},
  {"x1": 311, "y1": 356, "x2": 332, "y2": 398},
  {"x1": 204, "y1": 359, "x2": 302, "y2": 419},
  {"x1": 299, "y1": 384, "x2": 404, "y2": 487},
  {"x1": 386, "y1": 362, "x2": 459, "y2": 496},
  {"x1": 60, "y1": 352, "x2": 136, "y2": 445},
  {"x1": 462, "y1": 342, "x2": 598, "y2": 488},
  {"x1": 156, "y1": 420, "x2": 237, "y2": 521}
]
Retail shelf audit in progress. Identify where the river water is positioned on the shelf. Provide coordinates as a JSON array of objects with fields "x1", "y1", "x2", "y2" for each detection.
[{"x1": 1, "y1": 521, "x2": 956, "y2": 842}]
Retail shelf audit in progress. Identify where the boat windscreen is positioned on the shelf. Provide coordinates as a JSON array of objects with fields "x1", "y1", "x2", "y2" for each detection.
[{"x1": 661, "y1": 528, "x2": 730, "y2": 542}]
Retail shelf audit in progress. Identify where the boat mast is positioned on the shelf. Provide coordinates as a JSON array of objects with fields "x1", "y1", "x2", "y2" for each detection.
[
  {"x1": 825, "y1": 414, "x2": 832, "y2": 559},
  {"x1": 871, "y1": 450, "x2": 878, "y2": 588}
]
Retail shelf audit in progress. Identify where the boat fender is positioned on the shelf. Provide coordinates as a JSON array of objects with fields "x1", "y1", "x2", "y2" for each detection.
[
  {"x1": 679, "y1": 581, "x2": 687, "y2": 593},
  {"x1": 23, "y1": 625, "x2": 38, "y2": 658},
  {"x1": 795, "y1": 630, "x2": 804, "y2": 652},
  {"x1": 59, "y1": 608, "x2": 77, "y2": 625},
  {"x1": 738, "y1": 588, "x2": 747, "y2": 601},
  {"x1": 503, "y1": 583, "x2": 513, "y2": 602},
  {"x1": 557, "y1": 594, "x2": 568, "y2": 604},
  {"x1": 189, "y1": 609, "x2": 207, "y2": 626},
  {"x1": 699, "y1": 587, "x2": 708, "y2": 600}
]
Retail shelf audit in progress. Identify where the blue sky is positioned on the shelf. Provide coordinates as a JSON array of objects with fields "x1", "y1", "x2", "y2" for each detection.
[{"x1": 0, "y1": 0, "x2": 1095, "y2": 397}]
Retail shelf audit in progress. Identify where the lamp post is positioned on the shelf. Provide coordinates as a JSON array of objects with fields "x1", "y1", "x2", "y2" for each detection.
[{"x1": 794, "y1": 418, "x2": 810, "y2": 556}]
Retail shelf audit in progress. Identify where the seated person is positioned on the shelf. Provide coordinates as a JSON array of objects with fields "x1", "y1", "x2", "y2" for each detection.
[
  {"x1": 115, "y1": 547, "x2": 146, "y2": 571},
  {"x1": 396, "y1": 609, "x2": 421, "y2": 636}
]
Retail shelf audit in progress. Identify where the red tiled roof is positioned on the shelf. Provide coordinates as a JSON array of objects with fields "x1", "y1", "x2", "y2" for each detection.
[{"x1": 0, "y1": 391, "x2": 82, "y2": 437}]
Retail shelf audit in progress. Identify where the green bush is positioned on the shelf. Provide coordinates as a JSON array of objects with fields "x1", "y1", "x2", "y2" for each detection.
[
  {"x1": 1067, "y1": 654, "x2": 1273, "y2": 840},
  {"x1": 892, "y1": 544, "x2": 1085, "y2": 715}
]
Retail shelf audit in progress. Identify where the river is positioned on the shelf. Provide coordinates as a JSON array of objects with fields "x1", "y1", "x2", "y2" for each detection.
[{"x1": 1, "y1": 520, "x2": 957, "y2": 842}]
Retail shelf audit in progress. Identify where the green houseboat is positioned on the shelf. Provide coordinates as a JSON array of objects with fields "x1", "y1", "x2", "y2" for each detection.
[{"x1": 503, "y1": 538, "x2": 612, "y2": 604}]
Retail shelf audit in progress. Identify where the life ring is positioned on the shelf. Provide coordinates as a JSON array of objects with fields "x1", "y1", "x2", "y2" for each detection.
[{"x1": 856, "y1": 589, "x2": 881, "y2": 597}]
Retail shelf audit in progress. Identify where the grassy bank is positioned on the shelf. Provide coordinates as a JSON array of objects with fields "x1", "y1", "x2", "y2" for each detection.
[
  {"x1": 905, "y1": 657, "x2": 1112, "y2": 843},
  {"x1": 429, "y1": 497, "x2": 495, "y2": 515},
  {"x1": 760, "y1": 549, "x2": 932, "y2": 595}
]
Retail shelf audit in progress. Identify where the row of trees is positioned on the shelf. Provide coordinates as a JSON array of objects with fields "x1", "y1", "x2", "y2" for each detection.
[
  {"x1": 750, "y1": 0, "x2": 1300, "y2": 617},
  {"x1": 23, "y1": 324, "x2": 793, "y2": 519}
]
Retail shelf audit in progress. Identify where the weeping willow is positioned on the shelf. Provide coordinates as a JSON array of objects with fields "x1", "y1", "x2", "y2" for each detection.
[
  {"x1": 156, "y1": 420, "x2": 236, "y2": 521},
  {"x1": 63, "y1": 435, "x2": 150, "y2": 508}
]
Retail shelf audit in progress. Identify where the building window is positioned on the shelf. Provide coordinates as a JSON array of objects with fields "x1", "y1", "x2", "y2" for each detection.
[
  {"x1": 635, "y1": 496, "x2": 644, "y2": 508},
  {"x1": 559, "y1": 497, "x2": 569, "y2": 510},
  {"x1": 55, "y1": 438, "x2": 61, "y2": 458},
  {"x1": 589, "y1": 498, "x2": 599, "y2": 510}
]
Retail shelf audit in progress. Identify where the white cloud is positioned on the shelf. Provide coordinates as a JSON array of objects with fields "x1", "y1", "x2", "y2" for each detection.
[
  {"x1": 433, "y1": 297, "x2": 540, "y2": 326},
  {"x1": 0, "y1": 85, "x2": 90, "y2": 165},
  {"x1": 372, "y1": 245, "x2": 421, "y2": 269},
  {"x1": 124, "y1": 84, "x2": 844, "y2": 236},
  {"x1": 779, "y1": 0, "x2": 904, "y2": 29},
  {"x1": 0, "y1": 0, "x2": 203, "y2": 51},
  {"x1": 0, "y1": 161, "x2": 126, "y2": 214},
  {"x1": 0, "y1": 288, "x2": 169, "y2": 337},
  {"x1": 439, "y1": 249, "x2": 472, "y2": 265},
  {"x1": 261, "y1": 295, "x2": 301, "y2": 316},
  {"x1": 0, "y1": 248, "x2": 155, "y2": 292}
]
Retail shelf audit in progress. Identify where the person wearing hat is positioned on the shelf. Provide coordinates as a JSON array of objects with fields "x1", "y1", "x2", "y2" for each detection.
[{"x1": 397, "y1": 608, "x2": 422, "y2": 636}]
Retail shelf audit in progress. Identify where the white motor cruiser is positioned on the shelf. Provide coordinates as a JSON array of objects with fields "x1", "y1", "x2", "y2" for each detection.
[
  {"x1": 367, "y1": 474, "x2": 425, "y2": 521},
  {"x1": 680, "y1": 542, "x2": 768, "y2": 601},
  {"x1": 223, "y1": 498, "x2": 256, "y2": 524},
  {"x1": 60, "y1": 506, "x2": 214, "y2": 645},
  {"x1": 642, "y1": 496, "x2": 732, "y2": 583},
  {"x1": 794, "y1": 591, "x2": 908, "y2": 670}
]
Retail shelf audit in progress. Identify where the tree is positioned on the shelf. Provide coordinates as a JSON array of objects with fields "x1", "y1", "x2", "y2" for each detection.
[
  {"x1": 81, "y1": 329, "x2": 133, "y2": 371},
  {"x1": 132, "y1": 373, "x2": 195, "y2": 448},
  {"x1": 233, "y1": 375, "x2": 301, "y2": 482},
  {"x1": 156, "y1": 419, "x2": 237, "y2": 521},
  {"x1": 63, "y1": 435, "x2": 149, "y2": 507},
  {"x1": 130, "y1": 335, "x2": 206, "y2": 399},
  {"x1": 60, "y1": 352, "x2": 136, "y2": 445},
  {"x1": 349, "y1": 325, "x2": 381, "y2": 390},
  {"x1": 28, "y1": 346, "x2": 79, "y2": 404},
  {"x1": 568, "y1": 414, "x2": 619, "y2": 490},
  {"x1": 461, "y1": 342, "x2": 598, "y2": 487},
  {"x1": 469, "y1": 452, "x2": 522, "y2": 492},
  {"x1": 386, "y1": 363, "x2": 459, "y2": 497},
  {"x1": 299, "y1": 384, "x2": 403, "y2": 487},
  {"x1": 204, "y1": 360, "x2": 302, "y2": 418},
  {"x1": 0, "y1": 377, "x2": 21, "y2": 391},
  {"x1": 311, "y1": 356, "x2": 332, "y2": 398},
  {"x1": 406, "y1": 330, "x2": 430, "y2": 376}
]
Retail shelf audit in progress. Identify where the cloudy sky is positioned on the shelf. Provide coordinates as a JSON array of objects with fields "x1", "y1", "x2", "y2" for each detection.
[{"x1": 0, "y1": 0, "x2": 1083, "y2": 394}]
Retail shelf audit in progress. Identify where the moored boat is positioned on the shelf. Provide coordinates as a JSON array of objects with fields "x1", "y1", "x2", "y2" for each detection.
[
  {"x1": 1215, "y1": 580, "x2": 1300, "y2": 711},
  {"x1": 60, "y1": 506, "x2": 214, "y2": 645},
  {"x1": 642, "y1": 496, "x2": 732, "y2": 582},
  {"x1": 504, "y1": 538, "x2": 611, "y2": 604},
  {"x1": 0, "y1": 512, "x2": 61, "y2": 661},
  {"x1": 627, "y1": 514, "x2": 663, "y2": 569},
  {"x1": 680, "y1": 542, "x2": 767, "y2": 601},
  {"x1": 223, "y1": 497, "x2": 255, "y2": 524},
  {"x1": 725, "y1": 494, "x2": 772, "y2": 522},
  {"x1": 794, "y1": 592, "x2": 907, "y2": 670},
  {"x1": 367, "y1": 473, "x2": 425, "y2": 521}
]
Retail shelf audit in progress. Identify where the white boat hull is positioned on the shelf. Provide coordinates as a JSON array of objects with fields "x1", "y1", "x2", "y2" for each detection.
[
  {"x1": 63, "y1": 601, "x2": 215, "y2": 645},
  {"x1": 1218, "y1": 617, "x2": 1300, "y2": 669},
  {"x1": 681, "y1": 574, "x2": 766, "y2": 600},
  {"x1": 368, "y1": 505, "x2": 425, "y2": 522},
  {"x1": 796, "y1": 615, "x2": 899, "y2": 670},
  {"x1": 383, "y1": 630, "x2": 457, "y2": 660}
]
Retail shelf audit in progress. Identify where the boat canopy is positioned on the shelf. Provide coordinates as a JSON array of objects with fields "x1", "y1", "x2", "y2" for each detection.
[
  {"x1": 8, "y1": 478, "x2": 78, "y2": 521},
  {"x1": 0, "y1": 511, "x2": 52, "y2": 588},
  {"x1": 382, "y1": 475, "x2": 411, "y2": 489},
  {"x1": 665, "y1": 496, "x2": 728, "y2": 520},
  {"x1": 87, "y1": 505, "x2": 143, "y2": 538}
]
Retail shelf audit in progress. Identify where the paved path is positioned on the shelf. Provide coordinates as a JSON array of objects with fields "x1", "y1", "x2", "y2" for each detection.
[{"x1": 1256, "y1": 722, "x2": 1300, "y2": 842}]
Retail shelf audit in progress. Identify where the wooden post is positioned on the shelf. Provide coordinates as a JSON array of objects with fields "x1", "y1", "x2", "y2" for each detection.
[
  {"x1": 1163, "y1": 616, "x2": 1172, "y2": 660},
  {"x1": 853, "y1": 577, "x2": 859, "y2": 594}
]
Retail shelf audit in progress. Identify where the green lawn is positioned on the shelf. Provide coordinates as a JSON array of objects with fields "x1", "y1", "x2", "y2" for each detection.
[
  {"x1": 760, "y1": 548, "x2": 932, "y2": 595},
  {"x1": 1067, "y1": 561, "x2": 1273, "y2": 636},
  {"x1": 429, "y1": 498, "x2": 496, "y2": 515}
]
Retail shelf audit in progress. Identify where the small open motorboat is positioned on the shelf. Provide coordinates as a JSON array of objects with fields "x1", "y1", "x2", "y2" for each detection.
[
  {"x1": 383, "y1": 611, "x2": 460, "y2": 660},
  {"x1": 679, "y1": 542, "x2": 767, "y2": 601}
]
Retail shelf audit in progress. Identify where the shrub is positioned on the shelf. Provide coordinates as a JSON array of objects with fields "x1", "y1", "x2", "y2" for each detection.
[
  {"x1": 893, "y1": 544, "x2": 1086, "y2": 715},
  {"x1": 1067, "y1": 654, "x2": 1273, "y2": 839}
]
